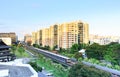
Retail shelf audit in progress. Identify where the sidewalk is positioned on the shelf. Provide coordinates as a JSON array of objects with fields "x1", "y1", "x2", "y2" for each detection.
[{"x1": 38, "y1": 70, "x2": 54, "y2": 77}]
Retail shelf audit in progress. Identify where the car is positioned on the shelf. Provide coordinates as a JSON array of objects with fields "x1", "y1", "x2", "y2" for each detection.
[{"x1": 46, "y1": 73, "x2": 53, "y2": 76}]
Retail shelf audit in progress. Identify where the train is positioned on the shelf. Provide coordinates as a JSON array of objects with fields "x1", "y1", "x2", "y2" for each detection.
[{"x1": 26, "y1": 46, "x2": 75, "y2": 66}]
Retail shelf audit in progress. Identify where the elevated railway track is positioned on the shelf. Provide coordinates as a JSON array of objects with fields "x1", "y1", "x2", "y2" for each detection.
[{"x1": 25, "y1": 45, "x2": 120, "y2": 77}]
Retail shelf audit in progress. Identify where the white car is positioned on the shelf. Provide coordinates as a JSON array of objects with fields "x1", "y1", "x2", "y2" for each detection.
[{"x1": 46, "y1": 73, "x2": 53, "y2": 76}]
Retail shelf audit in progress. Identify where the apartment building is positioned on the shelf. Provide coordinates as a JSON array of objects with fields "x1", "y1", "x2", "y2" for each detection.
[
  {"x1": 32, "y1": 20, "x2": 89, "y2": 49},
  {"x1": 42, "y1": 28, "x2": 50, "y2": 46},
  {"x1": 0, "y1": 32, "x2": 16, "y2": 43},
  {"x1": 39, "y1": 30, "x2": 42, "y2": 45},
  {"x1": 58, "y1": 21, "x2": 89, "y2": 49},
  {"x1": 36, "y1": 30, "x2": 40, "y2": 45},
  {"x1": 32, "y1": 32, "x2": 37, "y2": 45},
  {"x1": 90, "y1": 34, "x2": 120, "y2": 45},
  {"x1": 24, "y1": 34, "x2": 32, "y2": 45},
  {"x1": 32, "y1": 30, "x2": 43, "y2": 45},
  {"x1": 49, "y1": 25, "x2": 58, "y2": 48}
]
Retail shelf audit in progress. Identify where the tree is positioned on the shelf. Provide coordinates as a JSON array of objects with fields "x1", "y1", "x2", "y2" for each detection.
[
  {"x1": 52, "y1": 45, "x2": 58, "y2": 50},
  {"x1": 86, "y1": 43, "x2": 106, "y2": 60},
  {"x1": 70, "y1": 44, "x2": 80, "y2": 54},
  {"x1": 104, "y1": 43, "x2": 120, "y2": 65},
  {"x1": 58, "y1": 48, "x2": 68, "y2": 53},
  {"x1": 86, "y1": 42, "x2": 120, "y2": 65},
  {"x1": 29, "y1": 62, "x2": 42, "y2": 72},
  {"x1": 44, "y1": 45, "x2": 50, "y2": 50},
  {"x1": 70, "y1": 43, "x2": 87, "y2": 54},
  {"x1": 68, "y1": 62, "x2": 111, "y2": 77},
  {"x1": 33, "y1": 44, "x2": 40, "y2": 48},
  {"x1": 74, "y1": 52, "x2": 83, "y2": 60}
]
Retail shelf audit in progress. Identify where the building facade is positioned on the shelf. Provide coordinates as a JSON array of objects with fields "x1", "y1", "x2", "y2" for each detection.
[
  {"x1": 0, "y1": 32, "x2": 16, "y2": 43},
  {"x1": 24, "y1": 34, "x2": 32, "y2": 45},
  {"x1": 32, "y1": 32, "x2": 37, "y2": 45},
  {"x1": 0, "y1": 38, "x2": 12, "y2": 45},
  {"x1": 32, "y1": 20, "x2": 89, "y2": 49},
  {"x1": 58, "y1": 21, "x2": 89, "y2": 48},
  {"x1": 89, "y1": 34, "x2": 120, "y2": 45},
  {"x1": 49, "y1": 24, "x2": 58, "y2": 48},
  {"x1": 42, "y1": 28, "x2": 50, "y2": 46}
]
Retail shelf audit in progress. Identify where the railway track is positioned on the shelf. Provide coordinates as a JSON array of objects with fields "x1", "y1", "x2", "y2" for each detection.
[
  {"x1": 25, "y1": 45, "x2": 120, "y2": 77},
  {"x1": 25, "y1": 45, "x2": 76, "y2": 67}
]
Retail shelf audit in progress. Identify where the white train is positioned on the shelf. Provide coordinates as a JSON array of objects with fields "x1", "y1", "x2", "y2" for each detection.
[{"x1": 26, "y1": 46, "x2": 74, "y2": 66}]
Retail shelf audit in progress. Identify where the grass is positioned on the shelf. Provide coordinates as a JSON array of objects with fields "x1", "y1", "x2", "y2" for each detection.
[
  {"x1": 11, "y1": 46, "x2": 31, "y2": 58},
  {"x1": 36, "y1": 58, "x2": 69, "y2": 77},
  {"x1": 15, "y1": 50, "x2": 31, "y2": 58}
]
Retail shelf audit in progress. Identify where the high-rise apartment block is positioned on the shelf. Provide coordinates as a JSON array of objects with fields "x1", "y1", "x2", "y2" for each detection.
[
  {"x1": 42, "y1": 28, "x2": 50, "y2": 46},
  {"x1": 24, "y1": 34, "x2": 32, "y2": 45},
  {"x1": 32, "y1": 20, "x2": 89, "y2": 49},
  {"x1": 32, "y1": 32, "x2": 37, "y2": 45},
  {"x1": 58, "y1": 21, "x2": 89, "y2": 48}
]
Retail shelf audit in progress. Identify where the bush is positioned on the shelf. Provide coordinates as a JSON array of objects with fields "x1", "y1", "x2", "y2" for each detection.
[
  {"x1": 33, "y1": 44, "x2": 40, "y2": 48},
  {"x1": 29, "y1": 62, "x2": 42, "y2": 72},
  {"x1": 114, "y1": 65, "x2": 120, "y2": 70}
]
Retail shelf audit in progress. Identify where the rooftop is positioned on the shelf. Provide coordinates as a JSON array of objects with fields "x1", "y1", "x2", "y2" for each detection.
[
  {"x1": 0, "y1": 39, "x2": 11, "y2": 49},
  {"x1": 0, "y1": 58, "x2": 38, "y2": 77},
  {"x1": 0, "y1": 64, "x2": 33, "y2": 77}
]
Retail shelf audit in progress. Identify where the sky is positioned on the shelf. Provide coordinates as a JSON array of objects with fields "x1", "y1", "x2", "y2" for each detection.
[{"x1": 0, "y1": 0, "x2": 120, "y2": 40}]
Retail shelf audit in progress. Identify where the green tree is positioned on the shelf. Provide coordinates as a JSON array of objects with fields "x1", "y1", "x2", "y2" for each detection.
[
  {"x1": 86, "y1": 43, "x2": 106, "y2": 60},
  {"x1": 104, "y1": 43, "x2": 120, "y2": 65},
  {"x1": 70, "y1": 44, "x2": 80, "y2": 54},
  {"x1": 52, "y1": 45, "x2": 58, "y2": 50},
  {"x1": 58, "y1": 48, "x2": 67, "y2": 53},
  {"x1": 33, "y1": 44, "x2": 40, "y2": 48},
  {"x1": 29, "y1": 62, "x2": 42, "y2": 72},
  {"x1": 74, "y1": 52, "x2": 83, "y2": 60},
  {"x1": 44, "y1": 45, "x2": 50, "y2": 50},
  {"x1": 70, "y1": 43, "x2": 87, "y2": 54},
  {"x1": 68, "y1": 62, "x2": 111, "y2": 77}
]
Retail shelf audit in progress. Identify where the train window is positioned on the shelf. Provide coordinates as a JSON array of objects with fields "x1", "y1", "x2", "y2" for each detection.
[{"x1": 66, "y1": 59, "x2": 71, "y2": 63}]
